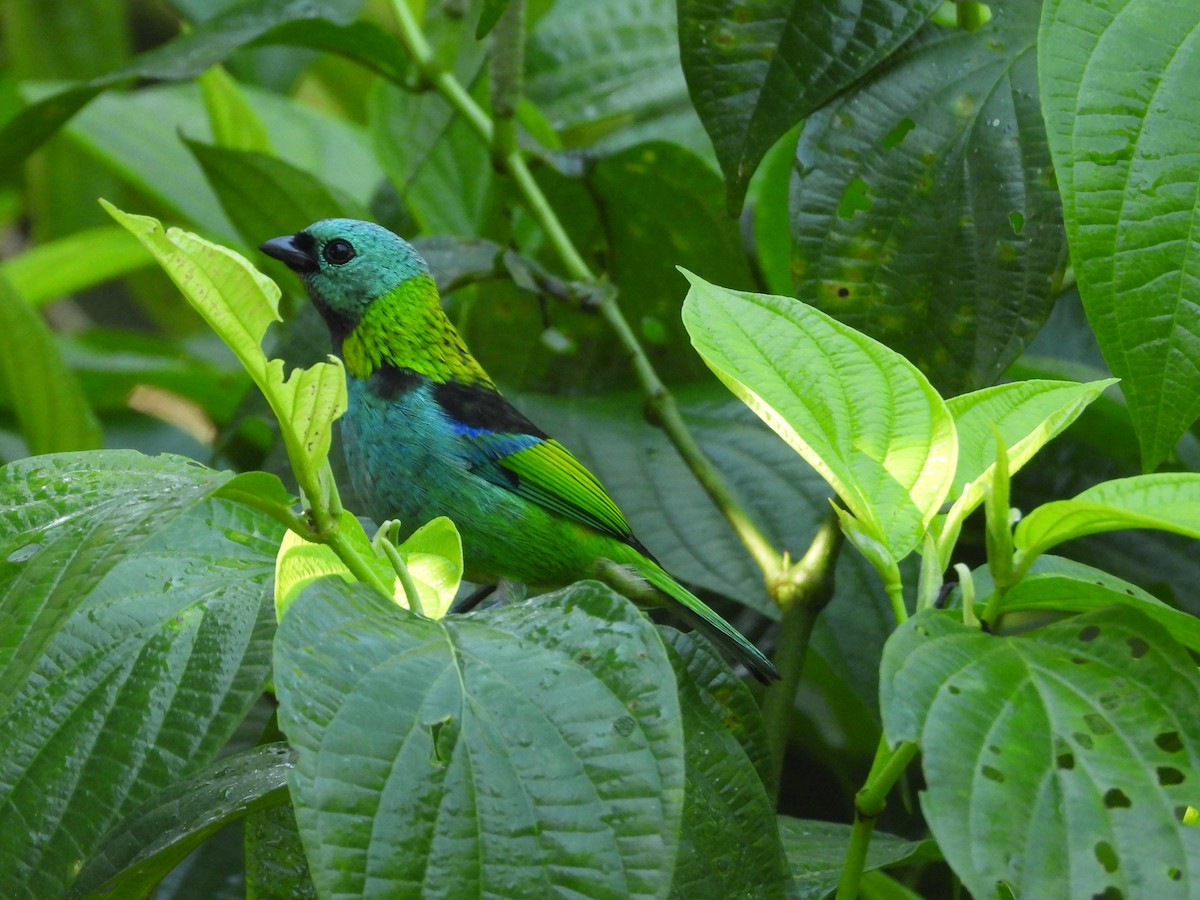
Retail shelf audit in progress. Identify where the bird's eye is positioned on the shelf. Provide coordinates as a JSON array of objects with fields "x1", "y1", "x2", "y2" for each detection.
[{"x1": 323, "y1": 238, "x2": 356, "y2": 265}]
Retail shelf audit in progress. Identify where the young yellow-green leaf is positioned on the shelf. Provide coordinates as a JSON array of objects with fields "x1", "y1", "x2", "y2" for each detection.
[
  {"x1": 397, "y1": 517, "x2": 463, "y2": 620},
  {"x1": 102, "y1": 202, "x2": 346, "y2": 496},
  {"x1": 682, "y1": 272, "x2": 956, "y2": 560},
  {"x1": 0, "y1": 226, "x2": 151, "y2": 308},
  {"x1": 0, "y1": 272, "x2": 101, "y2": 454},
  {"x1": 1015, "y1": 473, "x2": 1200, "y2": 563},
  {"x1": 199, "y1": 64, "x2": 273, "y2": 155},
  {"x1": 882, "y1": 606, "x2": 1200, "y2": 899},
  {"x1": 275, "y1": 514, "x2": 463, "y2": 622},
  {"x1": 101, "y1": 202, "x2": 280, "y2": 383},
  {"x1": 938, "y1": 379, "x2": 1115, "y2": 560}
]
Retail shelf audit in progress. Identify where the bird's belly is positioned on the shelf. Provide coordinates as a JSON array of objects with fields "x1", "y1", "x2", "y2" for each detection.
[{"x1": 341, "y1": 383, "x2": 600, "y2": 587}]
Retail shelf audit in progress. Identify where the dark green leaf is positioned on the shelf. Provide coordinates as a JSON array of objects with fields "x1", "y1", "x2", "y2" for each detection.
[
  {"x1": 0, "y1": 274, "x2": 102, "y2": 454},
  {"x1": 477, "y1": 0, "x2": 513, "y2": 39},
  {"x1": 245, "y1": 800, "x2": 316, "y2": 900},
  {"x1": 662, "y1": 631, "x2": 792, "y2": 898},
  {"x1": 777, "y1": 817, "x2": 934, "y2": 900},
  {"x1": 678, "y1": 0, "x2": 942, "y2": 209},
  {"x1": 188, "y1": 139, "x2": 368, "y2": 251},
  {"x1": 791, "y1": 0, "x2": 1067, "y2": 394},
  {"x1": 589, "y1": 142, "x2": 756, "y2": 384},
  {"x1": 275, "y1": 579, "x2": 684, "y2": 898},
  {"x1": 70, "y1": 744, "x2": 292, "y2": 898},
  {"x1": 1040, "y1": 0, "x2": 1200, "y2": 471},
  {"x1": 0, "y1": 452, "x2": 280, "y2": 898},
  {"x1": 525, "y1": 0, "x2": 709, "y2": 158},
  {"x1": 882, "y1": 606, "x2": 1200, "y2": 898}
]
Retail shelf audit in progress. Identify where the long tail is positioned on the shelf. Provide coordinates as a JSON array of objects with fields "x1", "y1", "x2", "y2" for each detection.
[{"x1": 625, "y1": 557, "x2": 780, "y2": 684}]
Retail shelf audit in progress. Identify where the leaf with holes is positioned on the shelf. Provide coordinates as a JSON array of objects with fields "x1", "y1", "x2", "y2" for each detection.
[
  {"x1": 1015, "y1": 473, "x2": 1200, "y2": 563},
  {"x1": 682, "y1": 272, "x2": 956, "y2": 563},
  {"x1": 678, "y1": 0, "x2": 942, "y2": 209},
  {"x1": 274, "y1": 579, "x2": 684, "y2": 898},
  {"x1": 1040, "y1": 0, "x2": 1200, "y2": 471},
  {"x1": 881, "y1": 606, "x2": 1200, "y2": 899},
  {"x1": 791, "y1": 0, "x2": 1066, "y2": 394},
  {"x1": 0, "y1": 452, "x2": 280, "y2": 898}
]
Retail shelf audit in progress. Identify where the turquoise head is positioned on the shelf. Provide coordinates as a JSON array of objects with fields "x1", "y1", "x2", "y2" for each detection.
[{"x1": 260, "y1": 218, "x2": 430, "y2": 342}]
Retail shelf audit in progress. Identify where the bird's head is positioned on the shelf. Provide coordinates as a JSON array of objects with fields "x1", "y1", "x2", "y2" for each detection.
[{"x1": 260, "y1": 219, "x2": 430, "y2": 341}]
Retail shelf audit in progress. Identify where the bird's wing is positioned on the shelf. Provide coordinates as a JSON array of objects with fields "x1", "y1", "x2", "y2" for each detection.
[{"x1": 434, "y1": 380, "x2": 633, "y2": 540}]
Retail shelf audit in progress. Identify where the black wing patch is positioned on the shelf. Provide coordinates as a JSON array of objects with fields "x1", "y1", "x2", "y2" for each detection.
[{"x1": 433, "y1": 380, "x2": 548, "y2": 439}]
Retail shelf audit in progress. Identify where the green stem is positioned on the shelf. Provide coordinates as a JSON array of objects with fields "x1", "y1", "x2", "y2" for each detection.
[
  {"x1": 883, "y1": 563, "x2": 908, "y2": 625},
  {"x1": 761, "y1": 515, "x2": 841, "y2": 791},
  {"x1": 384, "y1": 0, "x2": 787, "y2": 586},
  {"x1": 489, "y1": 0, "x2": 524, "y2": 163},
  {"x1": 379, "y1": 537, "x2": 425, "y2": 616},
  {"x1": 324, "y1": 523, "x2": 393, "y2": 598},
  {"x1": 836, "y1": 740, "x2": 919, "y2": 900}
]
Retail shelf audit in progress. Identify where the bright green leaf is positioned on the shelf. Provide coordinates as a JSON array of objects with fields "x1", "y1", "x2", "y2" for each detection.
[
  {"x1": 1015, "y1": 473, "x2": 1200, "y2": 563},
  {"x1": 199, "y1": 64, "x2": 274, "y2": 154},
  {"x1": 0, "y1": 272, "x2": 102, "y2": 454},
  {"x1": 682, "y1": 272, "x2": 956, "y2": 560},
  {"x1": 938, "y1": 378, "x2": 1115, "y2": 557},
  {"x1": 882, "y1": 606, "x2": 1200, "y2": 899},
  {"x1": 1040, "y1": 0, "x2": 1200, "y2": 471},
  {"x1": 0, "y1": 226, "x2": 152, "y2": 308},
  {"x1": 396, "y1": 516, "x2": 463, "y2": 620}
]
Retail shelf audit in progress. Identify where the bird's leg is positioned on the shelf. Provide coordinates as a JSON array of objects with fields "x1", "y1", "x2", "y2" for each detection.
[{"x1": 452, "y1": 583, "x2": 496, "y2": 613}]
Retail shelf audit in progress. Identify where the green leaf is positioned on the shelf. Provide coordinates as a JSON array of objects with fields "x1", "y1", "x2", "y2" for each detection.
[
  {"x1": 397, "y1": 516, "x2": 464, "y2": 621},
  {"x1": 369, "y1": 83, "x2": 493, "y2": 236},
  {"x1": 0, "y1": 272, "x2": 102, "y2": 454},
  {"x1": 517, "y1": 387, "x2": 895, "y2": 713},
  {"x1": 476, "y1": 0, "x2": 513, "y2": 38},
  {"x1": 245, "y1": 800, "x2": 315, "y2": 900},
  {"x1": 103, "y1": 204, "x2": 346, "y2": 495},
  {"x1": 187, "y1": 139, "x2": 368, "y2": 252},
  {"x1": 199, "y1": 64, "x2": 274, "y2": 154},
  {"x1": 938, "y1": 378, "x2": 1115, "y2": 556},
  {"x1": 589, "y1": 142, "x2": 756, "y2": 383},
  {"x1": 682, "y1": 272, "x2": 956, "y2": 561},
  {"x1": 1015, "y1": 473, "x2": 1200, "y2": 562},
  {"x1": 525, "y1": 0, "x2": 709, "y2": 157},
  {"x1": 274, "y1": 579, "x2": 684, "y2": 898},
  {"x1": 1040, "y1": 0, "x2": 1200, "y2": 471},
  {"x1": 0, "y1": 452, "x2": 280, "y2": 898},
  {"x1": 881, "y1": 606, "x2": 1200, "y2": 899},
  {"x1": 273, "y1": 510, "x2": 383, "y2": 620},
  {"x1": 0, "y1": 226, "x2": 152, "y2": 308},
  {"x1": 677, "y1": 0, "x2": 942, "y2": 210},
  {"x1": 0, "y1": 0, "x2": 405, "y2": 174},
  {"x1": 70, "y1": 744, "x2": 292, "y2": 898},
  {"x1": 791, "y1": 0, "x2": 1067, "y2": 394},
  {"x1": 662, "y1": 631, "x2": 791, "y2": 897},
  {"x1": 776, "y1": 818, "x2": 934, "y2": 900},
  {"x1": 994, "y1": 561, "x2": 1200, "y2": 657}
]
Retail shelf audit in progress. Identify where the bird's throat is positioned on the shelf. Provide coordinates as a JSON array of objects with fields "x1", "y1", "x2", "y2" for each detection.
[{"x1": 340, "y1": 275, "x2": 494, "y2": 388}]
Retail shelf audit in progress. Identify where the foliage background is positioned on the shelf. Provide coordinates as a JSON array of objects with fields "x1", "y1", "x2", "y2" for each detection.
[{"x1": 1, "y1": 0, "x2": 1199, "y2": 897}]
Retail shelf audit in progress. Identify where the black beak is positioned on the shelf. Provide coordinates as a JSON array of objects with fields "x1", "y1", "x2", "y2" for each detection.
[{"x1": 260, "y1": 234, "x2": 318, "y2": 274}]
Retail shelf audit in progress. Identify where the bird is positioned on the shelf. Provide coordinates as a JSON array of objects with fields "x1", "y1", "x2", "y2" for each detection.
[{"x1": 261, "y1": 219, "x2": 779, "y2": 683}]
